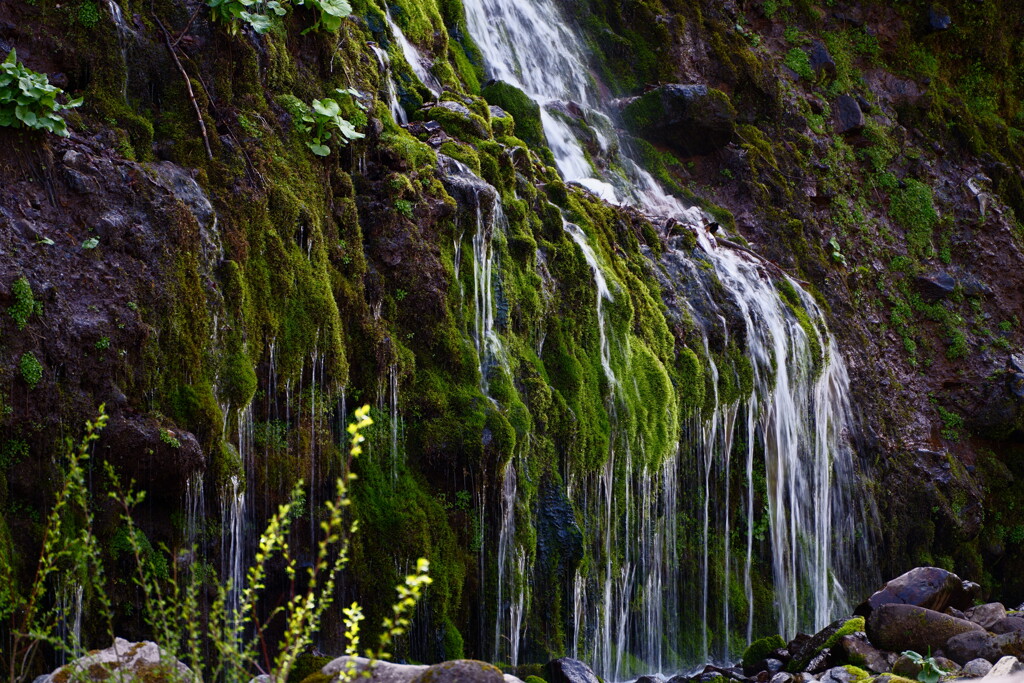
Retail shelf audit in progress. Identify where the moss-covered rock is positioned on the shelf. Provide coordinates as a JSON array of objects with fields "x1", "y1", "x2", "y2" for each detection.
[
  {"x1": 481, "y1": 80, "x2": 547, "y2": 150},
  {"x1": 621, "y1": 84, "x2": 736, "y2": 156}
]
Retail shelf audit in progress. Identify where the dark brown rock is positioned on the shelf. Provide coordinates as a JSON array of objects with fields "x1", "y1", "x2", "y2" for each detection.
[
  {"x1": 835, "y1": 633, "x2": 892, "y2": 673},
  {"x1": 620, "y1": 84, "x2": 737, "y2": 156},
  {"x1": 866, "y1": 604, "x2": 983, "y2": 654},
  {"x1": 946, "y1": 631, "x2": 1000, "y2": 664},
  {"x1": 834, "y1": 95, "x2": 864, "y2": 135},
  {"x1": 991, "y1": 616, "x2": 1024, "y2": 634},
  {"x1": 855, "y1": 567, "x2": 978, "y2": 617}
]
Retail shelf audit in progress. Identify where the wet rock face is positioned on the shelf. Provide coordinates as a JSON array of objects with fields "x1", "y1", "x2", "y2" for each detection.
[
  {"x1": 855, "y1": 566, "x2": 979, "y2": 616},
  {"x1": 619, "y1": 84, "x2": 737, "y2": 156}
]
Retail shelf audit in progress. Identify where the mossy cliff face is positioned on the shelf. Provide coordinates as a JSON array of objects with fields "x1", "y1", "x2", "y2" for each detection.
[{"x1": 1, "y1": 0, "x2": 1023, "y2": 674}]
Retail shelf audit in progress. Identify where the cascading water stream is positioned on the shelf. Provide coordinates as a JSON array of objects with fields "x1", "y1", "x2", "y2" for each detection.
[
  {"x1": 369, "y1": 44, "x2": 408, "y2": 125},
  {"x1": 385, "y1": 8, "x2": 441, "y2": 97},
  {"x1": 459, "y1": 0, "x2": 874, "y2": 672}
]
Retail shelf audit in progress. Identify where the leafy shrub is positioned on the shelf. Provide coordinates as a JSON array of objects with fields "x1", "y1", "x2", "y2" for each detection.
[
  {"x1": 207, "y1": 0, "x2": 350, "y2": 34},
  {"x1": 0, "y1": 50, "x2": 82, "y2": 137}
]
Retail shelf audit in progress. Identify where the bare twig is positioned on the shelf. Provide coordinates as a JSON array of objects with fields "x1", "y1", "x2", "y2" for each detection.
[
  {"x1": 716, "y1": 236, "x2": 811, "y2": 286},
  {"x1": 171, "y1": 5, "x2": 203, "y2": 47},
  {"x1": 153, "y1": 10, "x2": 213, "y2": 160}
]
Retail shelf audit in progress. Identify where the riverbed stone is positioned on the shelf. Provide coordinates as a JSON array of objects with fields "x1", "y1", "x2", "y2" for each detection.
[
  {"x1": 856, "y1": 567, "x2": 979, "y2": 617},
  {"x1": 947, "y1": 630, "x2": 1001, "y2": 664},
  {"x1": 411, "y1": 659, "x2": 506, "y2": 683},
  {"x1": 962, "y1": 658, "x2": 994, "y2": 677},
  {"x1": 966, "y1": 603, "x2": 1007, "y2": 629},
  {"x1": 819, "y1": 666, "x2": 868, "y2": 683},
  {"x1": 991, "y1": 616, "x2": 1024, "y2": 634},
  {"x1": 984, "y1": 656, "x2": 1024, "y2": 678},
  {"x1": 544, "y1": 657, "x2": 600, "y2": 683},
  {"x1": 866, "y1": 603, "x2": 983, "y2": 653},
  {"x1": 834, "y1": 633, "x2": 892, "y2": 673}
]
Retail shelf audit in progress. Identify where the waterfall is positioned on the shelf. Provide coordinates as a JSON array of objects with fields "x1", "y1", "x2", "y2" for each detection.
[
  {"x1": 221, "y1": 475, "x2": 246, "y2": 625},
  {"x1": 459, "y1": 0, "x2": 873, "y2": 673},
  {"x1": 369, "y1": 43, "x2": 408, "y2": 125},
  {"x1": 385, "y1": 8, "x2": 441, "y2": 96}
]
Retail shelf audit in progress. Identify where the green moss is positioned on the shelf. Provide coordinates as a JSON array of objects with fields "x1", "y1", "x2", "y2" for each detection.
[
  {"x1": 890, "y1": 179, "x2": 939, "y2": 260},
  {"x1": 481, "y1": 81, "x2": 547, "y2": 150},
  {"x1": 18, "y1": 353, "x2": 42, "y2": 389},
  {"x1": 742, "y1": 633, "x2": 785, "y2": 669},
  {"x1": 8, "y1": 276, "x2": 41, "y2": 330},
  {"x1": 785, "y1": 47, "x2": 814, "y2": 80}
]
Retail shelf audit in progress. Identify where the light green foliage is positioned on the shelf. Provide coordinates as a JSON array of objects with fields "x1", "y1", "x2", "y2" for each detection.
[
  {"x1": 283, "y1": 90, "x2": 365, "y2": 156},
  {"x1": 95, "y1": 336, "x2": 110, "y2": 351},
  {"x1": 76, "y1": 1, "x2": 101, "y2": 28},
  {"x1": 785, "y1": 47, "x2": 814, "y2": 80},
  {"x1": 18, "y1": 353, "x2": 42, "y2": 389},
  {"x1": 395, "y1": 199, "x2": 414, "y2": 219},
  {"x1": 890, "y1": 180, "x2": 939, "y2": 259},
  {"x1": 207, "y1": 0, "x2": 290, "y2": 34},
  {"x1": 9, "y1": 277, "x2": 41, "y2": 330},
  {"x1": 936, "y1": 405, "x2": 965, "y2": 441},
  {"x1": 159, "y1": 428, "x2": 182, "y2": 448},
  {"x1": 207, "y1": 0, "x2": 350, "y2": 33},
  {"x1": 901, "y1": 650, "x2": 949, "y2": 683},
  {"x1": 0, "y1": 50, "x2": 82, "y2": 137},
  {"x1": 0, "y1": 409, "x2": 111, "y2": 683}
]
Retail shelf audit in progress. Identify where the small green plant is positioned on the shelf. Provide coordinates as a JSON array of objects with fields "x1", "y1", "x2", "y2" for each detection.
[
  {"x1": 19, "y1": 352, "x2": 42, "y2": 389},
  {"x1": 0, "y1": 50, "x2": 82, "y2": 137},
  {"x1": 829, "y1": 236, "x2": 847, "y2": 266},
  {"x1": 935, "y1": 404, "x2": 965, "y2": 441},
  {"x1": 284, "y1": 90, "x2": 365, "y2": 156},
  {"x1": 394, "y1": 200, "x2": 414, "y2": 218},
  {"x1": 95, "y1": 336, "x2": 110, "y2": 351},
  {"x1": 9, "y1": 276, "x2": 42, "y2": 330},
  {"x1": 207, "y1": 0, "x2": 288, "y2": 34},
  {"x1": 0, "y1": 409, "x2": 112, "y2": 683},
  {"x1": 901, "y1": 650, "x2": 948, "y2": 683},
  {"x1": 76, "y1": 1, "x2": 101, "y2": 28},
  {"x1": 159, "y1": 428, "x2": 182, "y2": 448},
  {"x1": 784, "y1": 47, "x2": 814, "y2": 80},
  {"x1": 82, "y1": 237, "x2": 99, "y2": 250},
  {"x1": 207, "y1": 0, "x2": 349, "y2": 34}
]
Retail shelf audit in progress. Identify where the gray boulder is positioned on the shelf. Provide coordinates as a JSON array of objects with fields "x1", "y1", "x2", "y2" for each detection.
[
  {"x1": 966, "y1": 603, "x2": 1008, "y2": 630},
  {"x1": 545, "y1": 657, "x2": 600, "y2": 683},
  {"x1": 37, "y1": 638, "x2": 196, "y2": 683},
  {"x1": 866, "y1": 603, "x2": 983, "y2": 653},
  {"x1": 322, "y1": 657, "x2": 524, "y2": 683},
  {"x1": 991, "y1": 616, "x2": 1024, "y2": 634},
  {"x1": 819, "y1": 666, "x2": 865, "y2": 683},
  {"x1": 947, "y1": 631, "x2": 1001, "y2": 665},
  {"x1": 856, "y1": 567, "x2": 980, "y2": 617},
  {"x1": 962, "y1": 658, "x2": 994, "y2": 678},
  {"x1": 984, "y1": 656, "x2": 1024, "y2": 678},
  {"x1": 411, "y1": 659, "x2": 506, "y2": 683},
  {"x1": 620, "y1": 84, "x2": 737, "y2": 156}
]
